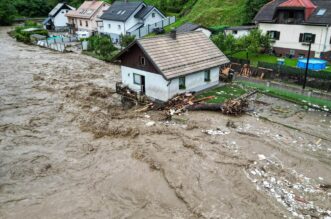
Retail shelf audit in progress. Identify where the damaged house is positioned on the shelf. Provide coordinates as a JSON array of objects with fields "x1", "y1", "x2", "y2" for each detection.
[
  {"x1": 113, "y1": 31, "x2": 229, "y2": 102},
  {"x1": 43, "y1": 3, "x2": 76, "y2": 31}
]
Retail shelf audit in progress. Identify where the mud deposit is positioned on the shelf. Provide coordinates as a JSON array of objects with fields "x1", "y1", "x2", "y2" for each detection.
[{"x1": 1, "y1": 27, "x2": 331, "y2": 219}]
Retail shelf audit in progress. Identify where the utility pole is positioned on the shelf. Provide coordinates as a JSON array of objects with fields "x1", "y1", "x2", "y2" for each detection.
[{"x1": 302, "y1": 39, "x2": 312, "y2": 90}]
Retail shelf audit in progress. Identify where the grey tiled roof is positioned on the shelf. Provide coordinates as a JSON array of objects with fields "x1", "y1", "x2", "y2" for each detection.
[
  {"x1": 176, "y1": 22, "x2": 201, "y2": 33},
  {"x1": 136, "y1": 32, "x2": 229, "y2": 79},
  {"x1": 254, "y1": 0, "x2": 331, "y2": 25},
  {"x1": 100, "y1": 1, "x2": 143, "y2": 21},
  {"x1": 135, "y1": 5, "x2": 154, "y2": 19}
]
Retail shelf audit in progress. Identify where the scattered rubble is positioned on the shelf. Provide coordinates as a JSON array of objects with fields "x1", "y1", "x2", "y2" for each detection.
[{"x1": 246, "y1": 155, "x2": 331, "y2": 219}]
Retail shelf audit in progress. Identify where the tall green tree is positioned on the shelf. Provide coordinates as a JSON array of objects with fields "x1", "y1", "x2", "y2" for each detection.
[
  {"x1": 0, "y1": 0, "x2": 17, "y2": 25},
  {"x1": 242, "y1": 0, "x2": 269, "y2": 24}
]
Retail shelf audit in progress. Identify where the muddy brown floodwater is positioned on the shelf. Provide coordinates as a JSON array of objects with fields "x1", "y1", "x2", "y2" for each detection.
[{"x1": 1, "y1": 26, "x2": 331, "y2": 219}]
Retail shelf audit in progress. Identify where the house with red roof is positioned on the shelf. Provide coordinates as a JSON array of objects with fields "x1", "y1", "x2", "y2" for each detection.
[{"x1": 254, "y1": 0, "x2": 331, "y2": 61}]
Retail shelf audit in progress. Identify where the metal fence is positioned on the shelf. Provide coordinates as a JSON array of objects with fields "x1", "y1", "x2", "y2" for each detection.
[
  {"x1": 37, "y1": 36, "x2": 79, "y2": 52},
  {"x1": 129, "y1": 16, "x2": 176, "y2": 39}
]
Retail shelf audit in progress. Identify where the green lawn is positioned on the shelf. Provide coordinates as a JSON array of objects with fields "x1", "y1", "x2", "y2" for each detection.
[
  {"x1": 196, "y1": 84, "x2": 247, "y2": 103},
  {"x1": 232, "y1": 51, "x2": 331, "y2": 72},
  {"x1": 238, "y1": 81, "x2": 331, "y2": 111}
]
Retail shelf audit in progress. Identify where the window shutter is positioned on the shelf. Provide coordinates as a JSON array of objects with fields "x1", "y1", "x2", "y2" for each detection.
[
  {"x1": 311, "y1": 34, "x2": 316, "y2": 43},
  {"x1": 299, "y1": 33, "x2": 304, "y2": 42}
]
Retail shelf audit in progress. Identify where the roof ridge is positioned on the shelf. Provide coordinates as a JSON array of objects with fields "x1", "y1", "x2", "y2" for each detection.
[{"x1": 138, "y1": 31, "x2": 203, "y2": 42}]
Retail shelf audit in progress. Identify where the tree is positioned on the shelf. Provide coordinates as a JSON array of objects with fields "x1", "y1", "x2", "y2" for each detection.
[
  {"x1": 242, "y1": 0, "x2": 270, "y2": 24},
  {"x1": 119, "y1": 34, "x2": 135, "y2": 48},
  {"x1": 0, "y1": 0, "x2": 17, "y2": 26}
]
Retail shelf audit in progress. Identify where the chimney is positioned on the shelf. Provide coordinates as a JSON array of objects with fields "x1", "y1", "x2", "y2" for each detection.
[{"x1": 170, "y1": 29, "x2": 177, "y2": 40}]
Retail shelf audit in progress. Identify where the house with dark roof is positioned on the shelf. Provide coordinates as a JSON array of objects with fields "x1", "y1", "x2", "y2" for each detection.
[
  {"x1": 176, "y1": 22, "x2": 212, "y2": 38},
  {"x1": 66, "y1": 0, "x2": 110, "y2": 34},
  {"x1": 224, "y1": 26, "x2": 257, "y2": 39},
  {"x1": 43, "y1": 3, "x2": 75, "y2": 31},
  {"x1": 254, "y1": 0, "x2": 331, "y2": 61},
  {"x1": 98, "y1": 1, "x2": 165, "y2": 43},
  {"x1": 113, "y1": 31, "x2": 229, "y2": 101}
]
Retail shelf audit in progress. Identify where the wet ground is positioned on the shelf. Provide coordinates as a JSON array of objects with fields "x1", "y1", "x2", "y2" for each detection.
[{"x1": 1, "y1": 26, "x2": 331, "y2": 219}]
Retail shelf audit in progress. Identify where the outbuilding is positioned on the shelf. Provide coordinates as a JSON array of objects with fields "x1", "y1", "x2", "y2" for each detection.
[
  {"x1": 113, "y1": 31, "x2": 229, "y2": 102},
  {"x1": 176, "y1": 22, "x2": 212, "y2": 38}
]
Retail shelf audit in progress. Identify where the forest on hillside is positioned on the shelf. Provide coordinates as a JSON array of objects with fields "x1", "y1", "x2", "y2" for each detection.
[{"x1": 0, "y1": 0, "x2": 269, "y2": 26}]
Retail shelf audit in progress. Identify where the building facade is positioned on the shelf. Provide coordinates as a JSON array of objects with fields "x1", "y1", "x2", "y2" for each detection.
[
  {"x1": 254, "y1": 0, "x2": 331, "y2": 61},
  {"x1": 98, "y1": 1, "x2": 165, "y2": 43},
  {"x1": 43, "y1": 3, "x2": 75, "y2": 31},
  {"x1": 66, "y1": 0, "x2": 110, "y2": 35}
]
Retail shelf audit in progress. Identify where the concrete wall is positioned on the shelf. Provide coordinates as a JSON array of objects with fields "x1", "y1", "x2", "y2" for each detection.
[
  {"x1": 259, "y1": 23, "x2": 331, "y2": 58},
  {"x1": 121, "y1": 66, "x2": 220, "y2": 101}
]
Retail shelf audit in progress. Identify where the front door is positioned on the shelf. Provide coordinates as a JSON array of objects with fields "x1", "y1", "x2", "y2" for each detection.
[{"x1": 141, "y1": 75, "x2": 146, "y2": 94}]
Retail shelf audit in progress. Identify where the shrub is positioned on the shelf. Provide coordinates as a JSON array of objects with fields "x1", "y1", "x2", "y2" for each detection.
[{"x1": 120, "y1": 34, "x2": 135, "y2": 48}]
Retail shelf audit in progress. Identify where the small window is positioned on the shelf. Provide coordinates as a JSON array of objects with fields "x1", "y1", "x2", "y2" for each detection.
[
  {"x1": 108, "y1": 24, "x2": 111, "y2": 29},
  {"x1": 267, "y1": 31, "x2": 280, "y2": 40},
  {"x1": 118, "y1": 25, "x2": 121, "y2": 29},
  {"x1": 317, "y1": 9, "x2": 326, "y2": 16},
  {"x1": 179, "y1": 77, "x2": 186, "y2": 90},
  {"x1": 204, "y1": 70, "x2": 211, "y2": 82},
  {"x1": 79, "y1": 20, "x2": 82, "y2": 26},
  {"x1": 289, "y1": 49, "x2": 295, "y2": 55},
  {"x1": 66, "y1": 10, "x2": 69, "y2": 13},
  {"x1": 61, "y1": 11, "x2": 65, "y2": 14},
  {"x1": 133, "y1": 74, "x2": 142, "y2": 85},
  {"x1": 152, "y1": 13, "x2": 155, "y2": 18},
  {"x1": 86, "y1": 21, "x2": 88, "y2": 27},
  {"x1": 117, "y1": 10, "x2": 122, "y2": 15},
  {"x1": 140, "y1": 56, "x2": 146, "y2": 66},
  {"x1": 299, "y1": 33, "x2": 316, "y2": 43},
  {"x1": 232, "y1": 30, "x2": 238, "y2": 35}
]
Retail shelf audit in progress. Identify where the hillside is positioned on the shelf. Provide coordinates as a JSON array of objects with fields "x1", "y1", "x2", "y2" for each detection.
[{"x1": 144, "y1": 0, "x2": 257, "y2": 27}]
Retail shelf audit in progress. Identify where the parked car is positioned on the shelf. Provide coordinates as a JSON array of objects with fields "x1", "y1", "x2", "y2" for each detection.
[{"x1": 76, "y1": 31, "x2": 90, "y2": 40}]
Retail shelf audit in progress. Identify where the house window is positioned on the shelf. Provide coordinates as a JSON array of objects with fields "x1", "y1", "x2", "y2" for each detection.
[
  {"x1": 299, "y1": 33, "x2": 316, "y2": 43},
  {"x1": 133, "y1": 73, "x2": 142, "y2": 85},
  {"x1": 267, "y1": 31, "x2": 280, "y2": 40},
  {"x1": 108, "y1": 24, "x2": 111, "y2": 29},
  {"x1": 118, "y1": 25, "x2": 121, "y2": 29},
  {"x1": 204, "y1": 70, "x2": 211, "y2": 82},
  {"x1": 290, "y1": 49, "x2": 295, "y2": 56},
  {"x1": 140, "y1": 56, "x2": 146, "y2": 66},
  {"x1": 79, "y1": 20, "x2": 82, "y2": 26},
  {"x1": 86, "y1": 21, "x2": 88, "y2": 27},
  {"x1": 152, "y1": 13, "x2": 155, "y2": 18},
  {"x1": 232, "y1": 30, "x2": 238, "y2": 35},
  {"x1": 66, "y1": 10, "x2": 69, "y2": 13},
  {"x1": 179, "y1": 77, "x2": 186, "y2": 90},
  {"x1": 61, "y1": 11, "x2": 65, "y2": 14}
]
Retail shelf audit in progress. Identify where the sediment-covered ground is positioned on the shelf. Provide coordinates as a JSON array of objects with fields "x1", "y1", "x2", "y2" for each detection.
[{"x1": 1, "y1": 27, "x2": 331, "y2": 219}]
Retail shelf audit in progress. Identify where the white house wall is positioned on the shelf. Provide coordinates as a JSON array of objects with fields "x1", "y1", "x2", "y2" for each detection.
[
  {"x1": 121, "y1": 66, "x2": 220, "y2": 101},
  {"x1": 225, "y1": 29, "x2": 251, "y2": 39},
  {"x1": 259, "y1": 23, "x2": 331, "y2": 56},
  {"x1": 102, "y1": 20, "x2": 125, "y2": 42},
  {"x1": 121, "y1": 66, "x2": 170, "y2": 101},
  {"x1": 143, "y1": 9, "x2": 164, "y2": 26},
  {"x1": 168, "y1": 67, "x2": 219, "y2": 98},
  {"x1": 53, "y1": 9, "x2": 70, "y2": 27}
]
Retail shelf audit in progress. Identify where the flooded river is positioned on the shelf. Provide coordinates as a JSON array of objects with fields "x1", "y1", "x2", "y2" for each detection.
[{"x1": 1, "y1": 26, "x2": 331, "y2": 219}]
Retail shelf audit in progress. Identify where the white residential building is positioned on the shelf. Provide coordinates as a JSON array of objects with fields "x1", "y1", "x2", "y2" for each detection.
[
  {"x1": 98, "y1": 1, "x2": 165, "y2": 43},
  {"x1": 254, "y1": 0, "x2": 331, "y2": 61},
  {"x1": 43, "y1": 3, "x2": 75, "y2": 31},
  {"x1": 113, "y1": 31, "x2": 230, "y2": 102},
  {"x1": 224, "y1": 26, "x2": 256, "y2": 39}
]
